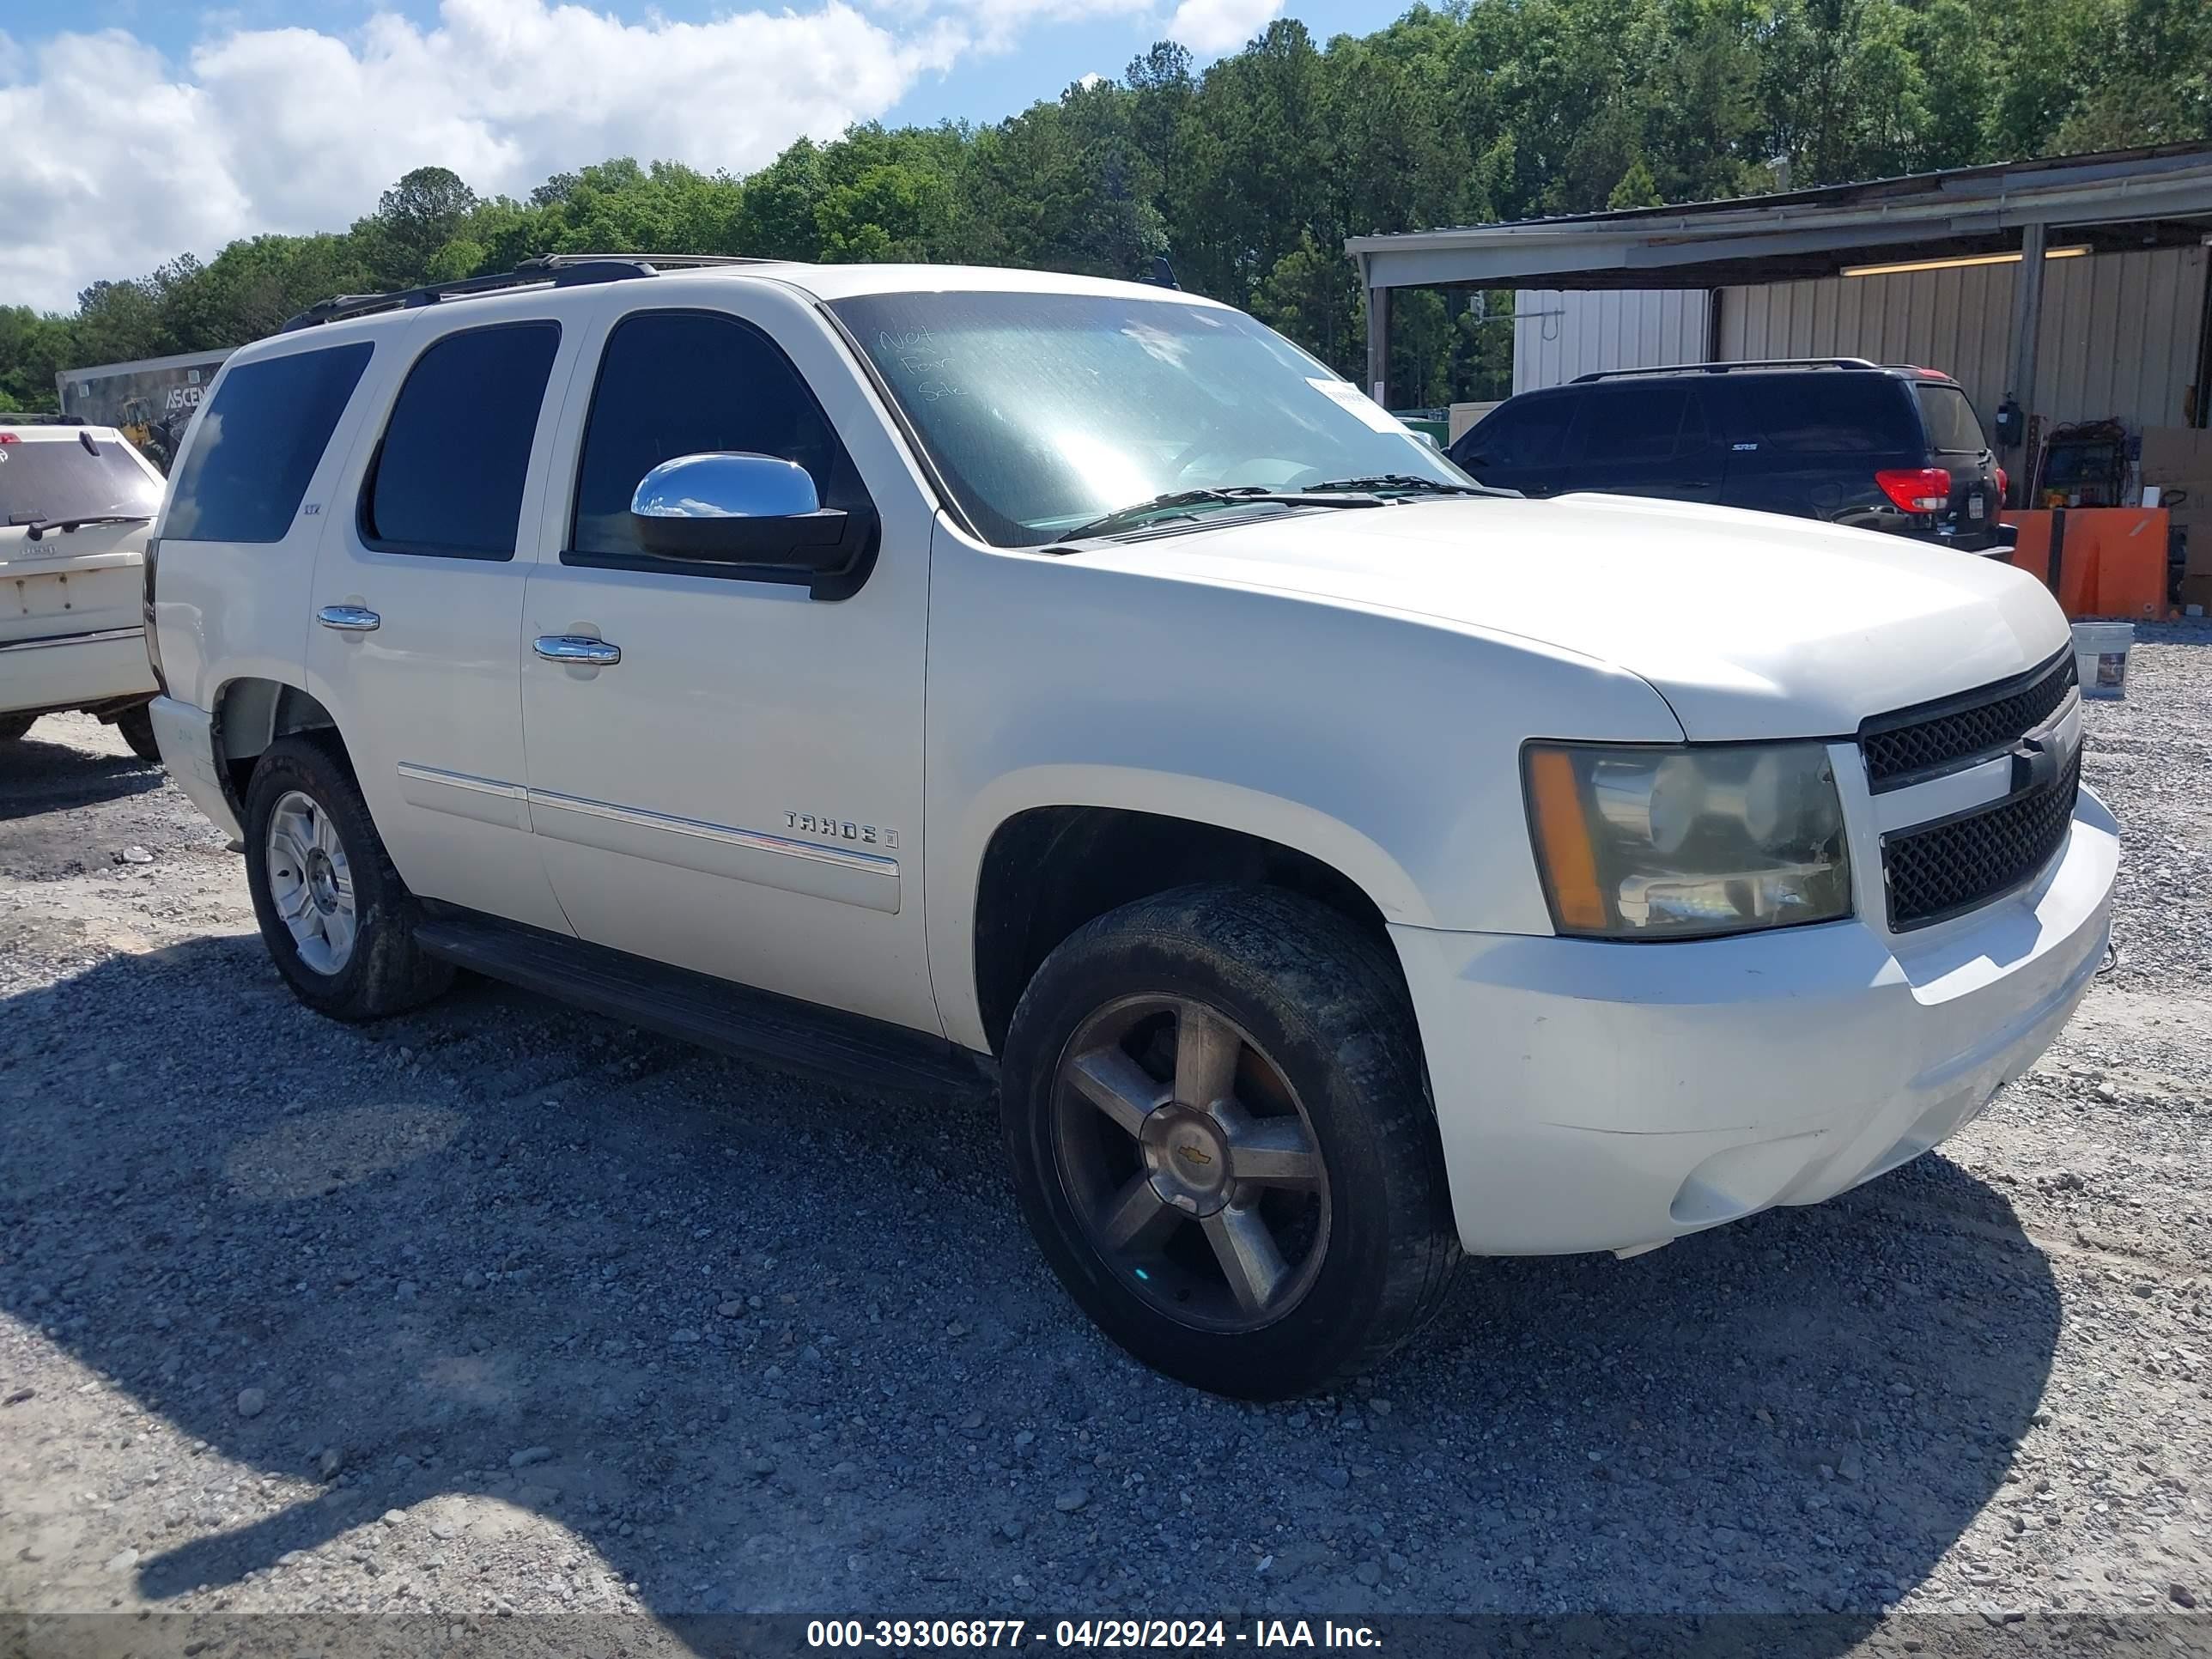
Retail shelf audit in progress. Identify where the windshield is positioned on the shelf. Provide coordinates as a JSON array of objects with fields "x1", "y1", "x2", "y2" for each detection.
[
  {"x1": 0, "y1": 435, "x2": 162, "y2": 527},
  {"x1": 827, "y1": 291, "x2": 1470, "y2": 546}
]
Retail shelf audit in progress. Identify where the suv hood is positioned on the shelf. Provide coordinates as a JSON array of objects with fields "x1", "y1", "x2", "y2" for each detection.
[{"x1": 1073, "y1": 492, "x2": 2072, "y2": 739}]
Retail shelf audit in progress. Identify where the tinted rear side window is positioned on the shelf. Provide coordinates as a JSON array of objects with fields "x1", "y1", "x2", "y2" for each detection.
[
  {"x1": 1577, "y1": 383, "x2": 1702, "y2": 465},
  {"x1": 0, "y1": 437, "x2": 162, "y2": 525},
  {"x1": 1464, "y1": 395, "x2": 1576, "y2": 468},
  {"x1": 570, "y1": 310, "x2": 859, "y2": 562},
  {"x1": 1914, "y1": 383, "x2": 1988, "y2": 454},
  {"x1": 1734, "y1": 375, "x2": 1917, "y2": 454},
  {"x1": 364, "y1": 323, "x2": 561, "y2": 559},
  {"x1": 166, "y1": 343, "x2": 372, "y2": 542}
]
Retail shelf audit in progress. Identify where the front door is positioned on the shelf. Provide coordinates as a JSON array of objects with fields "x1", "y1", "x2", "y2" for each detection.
[
  {"x1": 1448, "y1": 392, "x2": 1578, "y2": 495},
  {"x1": 520, "y1": 293, "x2": 939, "y2": 1035},
  {"x1": 304, "y1": 314, "x2": 574, "y2": 935}
]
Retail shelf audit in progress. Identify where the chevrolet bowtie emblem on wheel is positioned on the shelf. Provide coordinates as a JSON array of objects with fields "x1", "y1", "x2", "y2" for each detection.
[{"x1": 1176, "y1": 1143, "x2": 1213, "y2": 1166}]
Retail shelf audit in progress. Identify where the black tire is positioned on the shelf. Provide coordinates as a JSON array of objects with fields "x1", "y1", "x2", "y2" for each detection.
[
  {"x1": 1001, "y1": 883, "x2": 1461, "y2": 1399},
  {"x1": 0, "y1": 714, "x2": 33, "y2": 744},
  {"x1": 242, "y1": 733, "x2": 454, "y2": 1022},
  {"x1": 114, "y1": 705, "x2": 161, "y2": 763}
]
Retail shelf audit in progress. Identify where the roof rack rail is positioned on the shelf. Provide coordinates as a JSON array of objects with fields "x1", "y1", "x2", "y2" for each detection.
[
  {"x1": 278, "y1": 252, "x2": 776, "y2": 333},
  {"x1": 1571, "y1": 357, "x2": 1881, "y2": 383}
]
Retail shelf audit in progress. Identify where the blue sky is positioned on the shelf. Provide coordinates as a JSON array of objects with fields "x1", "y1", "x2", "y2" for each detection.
[
  {"x1": 8, "y1": 0, "x2": 1387, "y2": 130},
  {"x1": 1, "y1": 0, "x2": 1395, "y2": 311}
]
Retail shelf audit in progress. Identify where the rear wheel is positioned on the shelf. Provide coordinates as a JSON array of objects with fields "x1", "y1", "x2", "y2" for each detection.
[
  {"x1": 0, "y1": 714, "x2": 34, "y2": 744},
  {"x1": 1001, "y1": 884, "x2": 1461, "y2": 1398},
  {"x1": 114, "y1": 705, "x2": 161, "y2": 763},
  {"x1": 242, "y1": 735, "x2": 454, "y2": 1021}
]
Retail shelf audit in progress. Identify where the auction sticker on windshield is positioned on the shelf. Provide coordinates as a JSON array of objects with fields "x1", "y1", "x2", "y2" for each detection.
[{"x1": 1307, "y1": 376, "x2": 1406, "y2": 434}]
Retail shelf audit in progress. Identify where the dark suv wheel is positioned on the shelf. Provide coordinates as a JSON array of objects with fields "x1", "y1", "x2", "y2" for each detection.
[
  {"x1": 1001, "y1": 884, "x2": 1461, "y2": 1398},
  {"x1": 113, "y1": 705, "x2": 161, "y2": 763},
  {"x1": 242, "y1": 734, "x2": 454, "y2": 1021}
]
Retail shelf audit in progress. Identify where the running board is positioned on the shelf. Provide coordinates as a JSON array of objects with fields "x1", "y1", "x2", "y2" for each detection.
[{"x1": 412, "y1": 907, "x2": 992, "y2": 1098}]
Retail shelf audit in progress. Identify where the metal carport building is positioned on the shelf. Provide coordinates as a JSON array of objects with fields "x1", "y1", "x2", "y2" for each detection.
[{"x1": 1346, "y1": 144, "x2": 2212, "y2": 489}]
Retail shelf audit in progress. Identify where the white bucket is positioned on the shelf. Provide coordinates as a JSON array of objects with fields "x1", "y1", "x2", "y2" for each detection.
[{"x1": 2071, "y1": 621, "x2": 2134, "y2": 700}]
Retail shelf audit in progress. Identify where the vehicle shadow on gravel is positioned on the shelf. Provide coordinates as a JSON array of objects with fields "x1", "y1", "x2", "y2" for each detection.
[
  {"x1": 0, "y1": 732, "x2": 163, "y2": 822},
  {"x1": 0, "y1": 933, "x2": 2058, "y2": 1638}
]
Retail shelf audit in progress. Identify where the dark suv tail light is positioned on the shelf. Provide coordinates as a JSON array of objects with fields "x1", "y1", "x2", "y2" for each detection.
[
  {"x1": 1876, "y1": 467, "x2": 1951, "y2": 513},
  {"x1": 142, "y1": 536, "x2": 167, "y2": 694}
]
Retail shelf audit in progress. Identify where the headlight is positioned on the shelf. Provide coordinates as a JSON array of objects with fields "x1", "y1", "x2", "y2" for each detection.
[{"x1": 1524, "y1": 741, "x2": 1851, "y2": 939}]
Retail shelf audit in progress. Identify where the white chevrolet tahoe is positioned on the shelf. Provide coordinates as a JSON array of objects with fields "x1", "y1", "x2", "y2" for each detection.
[
  {"x1": 144, "y1": 255, "x2": 2118, "y2": 1398},
  {"x1": 2, "y1": 419, "x2": 165, "y2": 757}
]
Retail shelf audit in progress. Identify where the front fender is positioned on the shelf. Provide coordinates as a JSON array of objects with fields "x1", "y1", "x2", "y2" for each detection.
[
  {"x1": 930, "y1": 765, "x2": 1430, "y2": 1051},
  {"x1": 921, "y1": 525, "x2": 1686, "y2": 1053}
]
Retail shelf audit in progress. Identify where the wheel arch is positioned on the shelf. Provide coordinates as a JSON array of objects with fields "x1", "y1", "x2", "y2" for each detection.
[
  {"x1": 955, "y1": 772, "x2": 1427, "y2": 1056},
  {"x1": 211, "y1": 676, "x2": 349, "y2": 820}
]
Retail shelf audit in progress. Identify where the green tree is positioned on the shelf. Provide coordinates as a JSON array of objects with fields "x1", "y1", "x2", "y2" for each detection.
[
  {"x1": 362, "y1": 165, "x2": 480, "y2": 284},
  {"x1": 1607, "y1": 154, "x2": 1663, "y2": 209}
]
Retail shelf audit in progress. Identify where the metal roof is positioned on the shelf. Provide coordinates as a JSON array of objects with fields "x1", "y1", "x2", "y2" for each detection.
[
  {"x1": 1347, "y1": 143, "x2": 2212, "y2": 291},
  {"x1": 53, "y1": 345, "x2": 234, "y2": 386}
]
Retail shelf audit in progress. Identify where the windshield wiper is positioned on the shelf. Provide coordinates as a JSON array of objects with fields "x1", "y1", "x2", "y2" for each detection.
[
  {"x1": 1060, "y1": 485, "x2": 1386, "y2": 543},
  {"x1": 21, "y1": 512, "x2": 154, "y2": 541},
  {"x1": 1305, "y1": 473, "x2": 1488, "y2": 497}
]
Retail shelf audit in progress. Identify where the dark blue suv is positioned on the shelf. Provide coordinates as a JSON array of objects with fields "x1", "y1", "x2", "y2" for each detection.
[{"x1": 1447, "y1": 358, "x2": 2011, "y2": 554}]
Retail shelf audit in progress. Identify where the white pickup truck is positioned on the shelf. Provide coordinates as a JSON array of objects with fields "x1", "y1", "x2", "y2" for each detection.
[{"x1": 144, "y1": 256, "x2": 2118, "y2": 1397}]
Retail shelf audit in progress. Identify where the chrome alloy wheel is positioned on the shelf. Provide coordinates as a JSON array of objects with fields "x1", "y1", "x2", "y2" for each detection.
[
  {"x1": 1052, "y1": 996, "x2": 1329, "y2": 1332},
  {"x1": 264, "y1": 788, "x2": 358, "y2": 975}
]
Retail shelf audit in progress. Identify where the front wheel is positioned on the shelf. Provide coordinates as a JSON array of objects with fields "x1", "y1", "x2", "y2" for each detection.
[
  {"x1": 242, "y1": 735, "x2": 454, "y2": 1022},
  {"x1": 1000, "y1": 884, "x2": 1461, "y2": 1398}
]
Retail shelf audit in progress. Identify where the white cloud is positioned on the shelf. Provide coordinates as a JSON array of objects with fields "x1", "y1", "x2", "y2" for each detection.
[
  {"x1": 0, "y1": 0, "x2": 965, "y2": 313},
  {"x1": 1164, "y1": 0, "x2": 1279, "y2": 52},
  {"x1": 879, "y1": 0, "x2": 1151, "y2": 55}
]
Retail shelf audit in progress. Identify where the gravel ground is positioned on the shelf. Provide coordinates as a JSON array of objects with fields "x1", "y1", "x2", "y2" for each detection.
[{"x1": 2, "y1": 640, "x2": 2209, "y2": 1644}]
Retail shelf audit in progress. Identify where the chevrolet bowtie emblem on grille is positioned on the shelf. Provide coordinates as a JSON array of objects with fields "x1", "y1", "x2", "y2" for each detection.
[
  {"x1": 1176, "y1": 1144, "x2": 1213, "y2": 1166},
  {"x1": 2011, "y1": 718, "x2": 2075, "y2": 795}
]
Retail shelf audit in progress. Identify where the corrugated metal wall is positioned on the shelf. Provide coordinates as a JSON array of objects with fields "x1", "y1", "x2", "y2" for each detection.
[
  {"x1": 1717, "y1": 246, "x2": 2207, "y2": 428},
  {"x1": 1512, "y1": 289, "x2": 1711, "y2": 392}
]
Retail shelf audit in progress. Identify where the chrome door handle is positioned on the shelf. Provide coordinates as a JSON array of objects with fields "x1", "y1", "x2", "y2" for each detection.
[
  {"x1": 316, "y1": 605, "x2": 380, "y2": 633},
  {"x1": 533, "y1": 635, "x2": 622, "y2": 666}
]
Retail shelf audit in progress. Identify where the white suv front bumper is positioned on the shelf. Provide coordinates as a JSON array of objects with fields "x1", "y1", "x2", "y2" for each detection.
[{"x1": 1395, "y1": 784, "x2": 2118, "y2": 1256}]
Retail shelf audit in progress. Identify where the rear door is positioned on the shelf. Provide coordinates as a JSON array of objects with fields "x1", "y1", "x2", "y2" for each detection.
[
  {"x1": 153, "y1": 338, "x2": 380, "y2": 713},
  {"x1": 1555, "y1": 380, "x2": 1721, "y2": 501},
  {"x1": 1911, "y1": 378, "x2": 2003, "y2": 551},
  {"x1": 301, "y1": 313, "x2": 577, "y2": 934},
  {"x1": 1446, "y1": 392, "x2": 1579, "y2": 495}
]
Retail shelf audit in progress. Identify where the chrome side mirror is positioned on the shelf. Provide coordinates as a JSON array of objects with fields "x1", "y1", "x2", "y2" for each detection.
[{"x1": 629, "y1": 453, "x2": 848, "y2": 568}]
